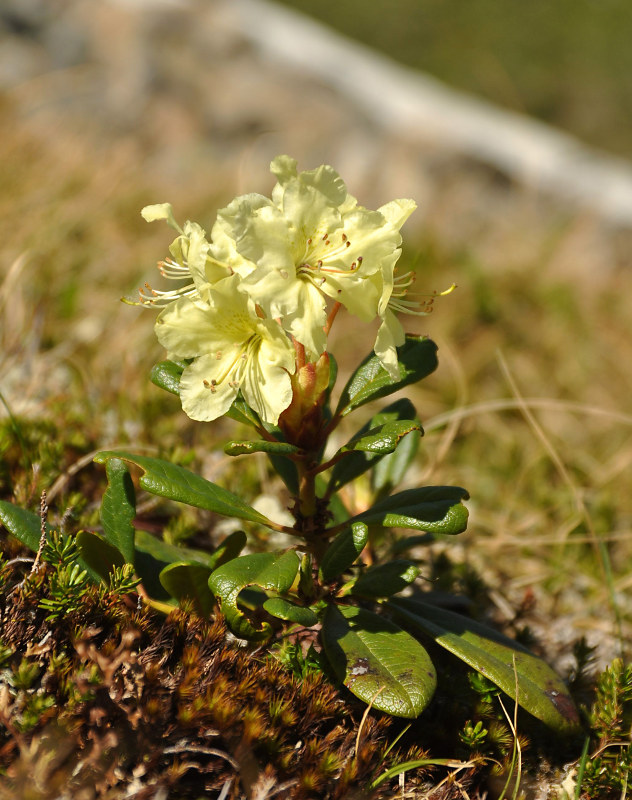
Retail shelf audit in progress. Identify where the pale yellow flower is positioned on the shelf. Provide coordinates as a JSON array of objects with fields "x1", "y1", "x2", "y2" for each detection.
[
  {"x1": 154, "y1": 275, "x2": 295, "y2": 424},
  {"x1": 210, "y1": 156, "x2": 417, "y2": 360},
  {"x1": 139, "y1": 204, "x2": 229, "y2": 307}
]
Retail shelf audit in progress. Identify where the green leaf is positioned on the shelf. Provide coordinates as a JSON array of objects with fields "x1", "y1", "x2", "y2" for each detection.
[
  {"x1": 206, "y1": 530, "x2": 247, "y2": 570},
  {"x1": 159, "y1": 562, "x2": 214, "y2": 616},
  {"x1": 319, "y1": 521, "x2": 368, "y2": 582},
  {"x1": 371, "y1": 427, "x2": 422, "y2": 503},
  {"x1": 388, "y1": 597, "x2": 580, "y2": 732},
  {"x1": 335, "y1": 336, "x2": 438, "y2": 417},
  {"x1": 134, "y1": 530, "x2": 216, "y2": 569},
  {"x1": 0, "y1": 501, "x2": 102, "y2": 584},
  {"x1": 268, "y1": 454, "x2": 300, "y2": 495},
  {"x1": 150, "y1": 359, "x2": 187, "y2": 396},
  {"x1": 263, "y1": 597, "x2": 318, "y2": 627},
  {"x1": 342, "y1": 420, "x2": 422, "y2": 455},
  {"x1": 208, "y1": 551, "x2": 300, "y2": 640},
  {"x1": 321, "y1": 604, "x2": 436, "y2": 718},
  {"x1": 328, "y1": 399, "x2": 421, "y2": 495},
  {"x1": 0, "y1": 499, "x2": 49, "y2": 552},
  {"x1": 225, "y1": 397, "x2": 264, "y2": 429},
  {"x1": 353, "y1": 485, "x2": 469, "y2": 534},
  {"x1": 76, "y1": 531, "x2": 125, "y2": 583},
  {"x1": 94, "y1": 451, "x2": 274, "y2": 528},
  {"x1": 351, "y1": 560, "x2": 420, "y2": 599},
  {"x1": 224, "y1": 440, "x2": 302, "y2": 458},
  {"x1": 100, "y1": 458, "x2": 136, "y2": 565},
  {"x1": 130, "y1": 530, "x2": 219, "y2": 600}
]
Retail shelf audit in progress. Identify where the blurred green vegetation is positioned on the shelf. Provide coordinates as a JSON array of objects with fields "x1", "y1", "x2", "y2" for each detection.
[{"x1": 277, "y1": 0, "x2": 632, "y2": 158}]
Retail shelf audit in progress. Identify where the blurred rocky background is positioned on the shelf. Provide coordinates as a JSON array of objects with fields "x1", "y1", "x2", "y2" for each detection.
[{"x1": 3, "y1": 0, "x2": 632, "y2": 276}]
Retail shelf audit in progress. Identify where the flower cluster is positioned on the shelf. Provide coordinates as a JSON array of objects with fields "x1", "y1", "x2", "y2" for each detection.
[{"x1": 139, "y1": 155, "x2": 433, "y2": 425}]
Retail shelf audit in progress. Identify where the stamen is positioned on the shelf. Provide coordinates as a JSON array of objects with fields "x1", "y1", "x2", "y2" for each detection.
[
  {"x1": 138, "y1": 281, "x2": 197, "y2": 307},
  {"x1": 210, "y1": 334, "x2": 261, "y2": 390},
  {"x1": 157, "y1": 258, "x2": 190, "y2": 279},
  {"x1": 387, "y1": 281, "x2": 456, "y2": 317}
]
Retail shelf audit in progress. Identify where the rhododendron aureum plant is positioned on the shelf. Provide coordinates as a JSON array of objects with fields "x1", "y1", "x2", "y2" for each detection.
[{"x1": 14, "y1": 155, "x2": 573, "y2": 727}]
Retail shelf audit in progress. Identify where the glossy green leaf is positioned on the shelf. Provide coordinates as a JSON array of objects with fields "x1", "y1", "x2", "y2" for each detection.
[
  {"x1": 159, "y1": 562, "x2": 214, "y2": 616},
  {"x1": 0, "y1": 501, "x2": 101, "y2": 584},
  {"x1": 388, "y1": 597, "x2": 580, "y2": 732},
  {"x1": 321, "y1": 604, "x2": 436, "y2": 718},
  {"x1": 134, "y1": 530, "x2": 216, "y2": 569},
  {"x1": 263, "y1": 597, "x2": 318, "y2": 627},
  {"x1": 76, "y1": 531, "x2": 125, "y2": 583},
  {"x1": 224, "y1": 440, "x2": 301, "y2": 458},
  {"x1": 100, "y1": 458, "x2": 136, "y2": 565},
  {"x1": 0, "y1": 499, "x2": 49, "y2": 552},
  {"x1": 353, "y1": 485, "x2": 469, "y2": 534},
  {"x1": 225, "y1": 397, "x2": 264, "y2": 429},
  {"x1": 150, "y1": 359, "x2": 187, "y2": 396},
  {"x1": 94, "y1": 451, "x2": 274, "y2": 528},
  {"x1": 268, "y1": 454, "x2": 300, "y2": 495},
  {"x1": 342, "y1": 421, "x2": 421, "y2": 455},
  {"x1": 207, "y1": 530, "x2": 247, "y2": 570},
  {"x1": 351, "y1": 560, "x2": 420, "y2": 599},
  {"x1": 328, "y1": 399, "x2": 421, "y2": 495},
  {"x1": 208, "y1": 551, "x2": 300, "y2": 640},
  {"x1": 371, "y1": 416, "x2": 422, "y2": 501},
  {"x1": 335, "y1": 336, "x2": 438, "y2": 417},
  {"x1": 319, "y1": 521, "x2": 368, "y2": 582}
]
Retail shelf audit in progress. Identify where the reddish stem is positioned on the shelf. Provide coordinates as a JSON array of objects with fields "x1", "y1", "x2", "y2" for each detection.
[{"x1": 324, "y1": 302, "x2": 342, "y2": 336}]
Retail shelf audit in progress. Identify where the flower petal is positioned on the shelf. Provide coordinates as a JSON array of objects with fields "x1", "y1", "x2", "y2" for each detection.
[
  {"x1": 377, "y1": 199, "x2": 417, "y2": 229},
  {"x1": 141, "y1": 203, "x2": 182, "y2": 232},
  {"x1": 374, "y1": 308, "x2": 406, "y2": 380},
  {"x1": 179, "y1": 354, "x2": 238, "y2": 422},
  {"x1": 242, "y1": 336, "x2": 294, "y2": 425},
  {"x1": 155, "y1": 294, "x2": 220, "y2": 358}
]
